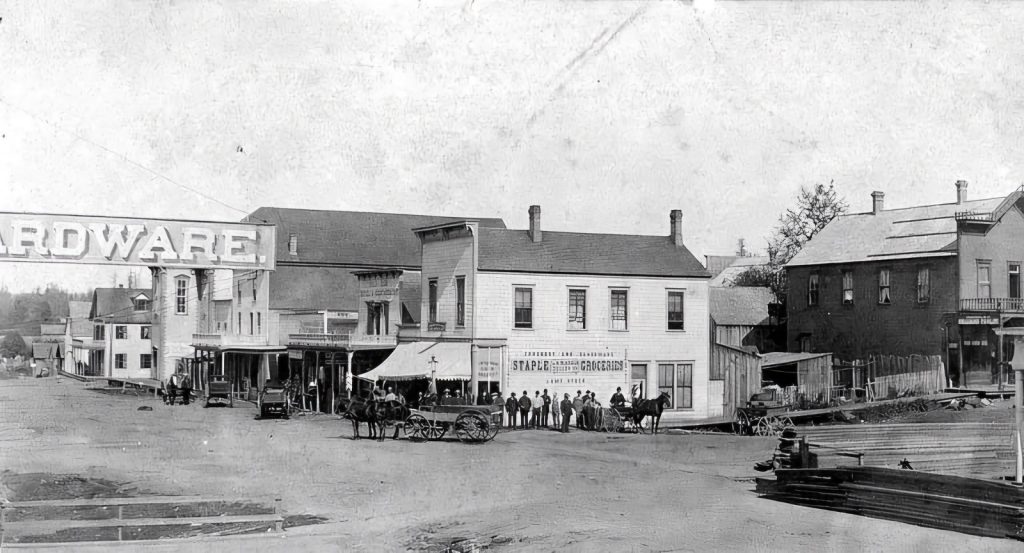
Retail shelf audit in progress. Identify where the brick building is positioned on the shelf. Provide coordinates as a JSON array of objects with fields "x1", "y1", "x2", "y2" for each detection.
[
  {"x1": 360, "y1": 206, "x2": 715, "y2": 423},
  {"x1": 786, "y1": 182, "x2": 1024, "y2": 387}
]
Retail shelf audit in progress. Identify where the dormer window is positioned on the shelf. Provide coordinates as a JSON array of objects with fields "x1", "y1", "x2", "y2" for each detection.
[{"x1": 133, "y1": 294, "x2": 150, "y2": 312}]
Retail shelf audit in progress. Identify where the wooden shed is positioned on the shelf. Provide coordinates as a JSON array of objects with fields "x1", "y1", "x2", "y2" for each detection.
[{"x1": 760, "y1": 352, "x2": 834, "y2": 406}]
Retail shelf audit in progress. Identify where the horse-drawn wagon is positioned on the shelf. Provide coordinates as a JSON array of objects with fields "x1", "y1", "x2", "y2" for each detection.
[
  {"x1": 204, "y1": 375, "x2": 233, "y2": 408},
  {"x1": 734, "y1": 389, "x2": 793, "y2": 436},
  {"x1": 403, "y1": 403, "x2": 503, "y2": 443},
  {"x1": 258, "y1": 383, "x2": 289, "y2": 419}
]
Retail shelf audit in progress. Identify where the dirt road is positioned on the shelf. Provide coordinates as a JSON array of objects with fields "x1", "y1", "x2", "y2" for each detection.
[{"x1": 0, "y1": 378, "x2": 1019, "y2": 552}]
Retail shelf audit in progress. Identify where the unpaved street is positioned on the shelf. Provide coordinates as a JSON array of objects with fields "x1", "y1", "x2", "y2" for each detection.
[{"x1": 0, "y1": 378, "x2": 1019, "y2": 552}]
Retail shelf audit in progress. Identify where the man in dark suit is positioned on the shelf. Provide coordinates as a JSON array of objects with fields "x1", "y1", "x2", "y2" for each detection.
[
  {"x1": 518, "y1": 390, "x2": 531, "y2": 430},
  {"x1": 541, "y1": 389, "x2": 552, "y2": 427},
  {"x1": 506, "y1": 392, "x2": 518, "y2": 429},
  {"x1": 560, "y1": 393, "x2": 573, "y2": 433}
]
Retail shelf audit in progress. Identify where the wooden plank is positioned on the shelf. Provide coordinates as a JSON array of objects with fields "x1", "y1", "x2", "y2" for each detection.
[
  {"x1": 7, "y1": 496, "x2": 271, "y2": 508},
  {"x1": 3, "y1": 514, "x2": 284, "y2": 534}
]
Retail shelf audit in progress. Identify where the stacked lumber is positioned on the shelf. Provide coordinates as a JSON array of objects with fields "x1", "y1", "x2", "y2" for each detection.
[
  {"x1": 756, "y1": 466, "x2": 1024, "y2": 540},
  {"x1": 798, "y1": 423, "x2": 1015, "y2": 477}
]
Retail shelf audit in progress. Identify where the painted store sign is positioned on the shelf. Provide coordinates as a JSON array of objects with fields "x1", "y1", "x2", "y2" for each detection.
[{"x1": 508, "y1": 350, "x2": 627, "y2": 393}]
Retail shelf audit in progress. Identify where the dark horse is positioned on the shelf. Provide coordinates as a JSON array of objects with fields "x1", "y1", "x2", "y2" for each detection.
[
  {"x1": 340, "y1": 395, "x2": 379, "y2": 440},
  {"x1": 374, "y1": 400, "x2": 411, "y2": 441},
  {"x1": 632, "y1": 392, "x2": 672, "y2": 434}
]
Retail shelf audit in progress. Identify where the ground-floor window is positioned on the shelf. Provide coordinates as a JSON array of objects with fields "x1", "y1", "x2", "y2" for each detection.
[
  {"x1": 115, "y1": 353, "x2": 126, "y2": 369},
  {"x1": 140, "y1": 354, "x2": 152, "y2": 370},
  {"x1": 658, "y1": 362, "x2": 692, "y2": 409},
  {"x1": 630, "y1": 363, "x2": 647, "y2": 399}
]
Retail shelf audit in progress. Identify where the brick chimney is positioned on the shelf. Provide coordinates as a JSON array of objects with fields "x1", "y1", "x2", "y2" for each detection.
[
  {"x1": 670, "y1": 209, "x2": 684, "y2": 246},
  {"x1": 956, "y1": 180, "x2": 968, "y2": 204},
  {"x1": 871, "y1": 191, "x2": 885, "y2": 215},
  {"x1": 528, "y1": 205, "x2": 542, "y2": 243}
]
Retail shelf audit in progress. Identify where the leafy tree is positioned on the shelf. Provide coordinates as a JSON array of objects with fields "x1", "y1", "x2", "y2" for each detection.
[{"x1": 1, "y1": 331, "x2": 29, "y2": 358}]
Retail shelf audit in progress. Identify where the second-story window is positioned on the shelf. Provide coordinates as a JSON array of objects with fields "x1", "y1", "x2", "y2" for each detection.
[
  {"x1": 568, "y1": 289, "x2": 586, "y2": 330},
  {"x1": 141, "y1": 326, "x2": 151, "y2": 340},
  {"x1": 978, "y1": 261, "x2": 992, "y2": 298},
  {"x1": 257, "y1": 312, "x2": 262, "y2": 335},
  {"x1": 456, "y1": 277, "x2": 466, "y2": 327},
  {"x1": 610, "y1": 289, "x2": 628, "y2": 331},
  {"x1": 917, "y1": 267, "x2": 930, "y2": 303},
  {"x1": 249, "y1": 313, "x2": 254, "y2": 335},
  {"x1": 428, "y1": 279, "x2": 439, "y2": 323},
  {"x1": 94, "y1": 325, "x2": 105, "y2": 340},
  {"x1": 1010, "y1": 263, "x2": 1021, "y2": 300},
  {"x1": 251, "y1": 278, "x2": 257, "y2": 302},
  {"x1": 841, "y1": 271, "x2": 854, "y2": 305},
  {"x1": 115, "y1": 325, "x2": 127, "y2": 339},
  {"x1": 288, "y1": 233, "x2": 298, "y2": 255},
  {"x1": 175, "y1": 277, "x2": 188, "y2": 314},
  {"x1": 878, "y1": 269, "x2": 892, "y2": 305},
  {"x1": 667, "y1": 291, "x2": 685, "y2": 330},
  {"x1": 514, "y1": 287, "x2": 533, "y2": 329},
  {"x1": 807, "y1": 274, "x2": 819, "y2": 306}
]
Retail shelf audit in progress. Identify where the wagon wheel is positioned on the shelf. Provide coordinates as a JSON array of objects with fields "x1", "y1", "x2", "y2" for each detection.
[
  {"x1": 734, "y1": 410, "x2": 753, "y2": 436},
  {"x1": 485, "y1": 412, "x2": 501, "y2": 441},
  {"x1": 755, "y1": 416, "x2": 777, "y2": 436},
  {"x1": 778, "y1": 416, "x2": 794, "y2": 430},
  {"x1": 404, "y1": 414, "x2": 429, "y2": 441},
  {"x1": 455, "y1": 412, "x2": 489, "y2": 443},
  {"x1": 422, "y1": 422, "x2": 446, "y2": 441},
  {"x1": 602, "y1": 409, "x2": 624, "y2": 433}
]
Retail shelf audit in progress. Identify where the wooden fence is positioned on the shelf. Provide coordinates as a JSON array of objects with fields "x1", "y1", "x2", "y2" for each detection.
[{"x1": 837, "y1": 354, "x2": 946, "y2": 400}]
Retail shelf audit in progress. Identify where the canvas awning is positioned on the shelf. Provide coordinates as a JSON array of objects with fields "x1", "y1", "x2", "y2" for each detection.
[{"x1": 356, "y1": 341, "x2": 471, "y2": 382}]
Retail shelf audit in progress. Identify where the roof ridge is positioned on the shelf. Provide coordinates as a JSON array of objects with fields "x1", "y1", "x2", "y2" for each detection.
[
  {"x1": 484, "y1": 227, "x2": 676, "y2": 240},
  {"x1": 839, "y1": 195, "x2": 1008, "y2": 217},
  {"x1": 251, "y1": 206, "x2": 505, "y2": 221}
]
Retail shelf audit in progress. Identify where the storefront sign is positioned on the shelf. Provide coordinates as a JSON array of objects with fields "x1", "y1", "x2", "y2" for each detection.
[
  {"x1": 358, "y1": 273, "x2": 401, "y2": 300},
  {"x1": 958, "y1": 316, "x2": 999, "y2": 325},
  {"x1": 0, "y1": 213, "x2": 275, "y2": 270},
  {"x1": 477, "y1": 359, "x2": 499, "y2": 380},
  {"x1": 428, "y1": 322, "x2": 447, "y2": 332},
  {"x1": 508, "y1": 350, "x2": 627, "y2": 399}
]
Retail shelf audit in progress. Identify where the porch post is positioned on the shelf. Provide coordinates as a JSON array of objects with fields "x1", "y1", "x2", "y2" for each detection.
[
  {"x1": 346, "y1": 351, "x2": 354, "y2": 395},
  {"x1": 470, "y1": 344, "x2": 479, "y2": 404}
]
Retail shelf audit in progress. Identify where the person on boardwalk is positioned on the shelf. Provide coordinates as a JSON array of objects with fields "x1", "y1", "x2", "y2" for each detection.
[
  {"x1": 506, "y1": 392, "x2": 518, "y2": 429},
  {"x1": 572, "y1": 390, "x2": 585, "y2": 429},
  {"x1": 541, "y1": 389, "x2": 551, "y2": 427},
  {"x1": 560, "y1": 393, "x2": 573, "y2": 433},
  {"x1": 517, "y1": 391, "x2": 531, "y2": 430},
  {"x1": 531, "y1": 391, "x2": 543, "y2": 428}
]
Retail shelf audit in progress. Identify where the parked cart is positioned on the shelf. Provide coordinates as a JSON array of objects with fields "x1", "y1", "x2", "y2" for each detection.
[
  {"x1": 403, "y1": 404, "x2": 503, "y2": 443},
  {"x1": 204, "y1": 375, "x2": 233, "y2": 408},
  {"x1": 258, "y1": 383, "x2": 289, "y2": 419},
  {"x1": 735, "y1": 389, "x2": 793, "y2": 436}
]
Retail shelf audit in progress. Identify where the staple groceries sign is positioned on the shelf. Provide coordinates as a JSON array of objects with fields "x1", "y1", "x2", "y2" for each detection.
[
  {"x1": 0, "y1": 213, "x2": 276, "y2": 270},
  {"x1": 509, "y1": 350, "x2": 627, "y2": 395}
]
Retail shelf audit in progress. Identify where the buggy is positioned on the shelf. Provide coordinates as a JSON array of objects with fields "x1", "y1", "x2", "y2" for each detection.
[{"x1": 204, "y1": 375, "x2": 233, "y2": 408}]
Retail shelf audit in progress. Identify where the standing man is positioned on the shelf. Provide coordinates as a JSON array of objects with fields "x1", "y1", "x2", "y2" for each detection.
[
  {"x1": 165, "y1": 373, "x2": 179, "y2": 406},
  {"x1": 178, "y1": 369, "x2": 193, "y2": 406},
  {"x1": 573, "y1": 390, "x2": 584, "y2": 429},
  {"x1": 551, "y1": 390, "x2": 560, "y2": 429},
  {"x1": 560, "y1": 393, "x2": 573, "y2": 433},
  {"x1": 518, "y1": 390, "x2": 531, "y2": 430},
  {"x1": 531, "y1": 391, "x2": 543, "y2": 429},
  {"x1": 541, "y1": 389, "x2": 552, "y2": 428},
  {"x1": 506, "y1": 392, "x2": 518, "y2": 429}
]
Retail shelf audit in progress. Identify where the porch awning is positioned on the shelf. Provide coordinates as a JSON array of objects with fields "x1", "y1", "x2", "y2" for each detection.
[{"x1": 355, "y1": 341, "x2": 471, "y2": 382}]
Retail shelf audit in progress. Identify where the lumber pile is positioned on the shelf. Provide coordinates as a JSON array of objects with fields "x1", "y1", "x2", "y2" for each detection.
[
  {"x1": 798, "y1": 423, "x2": 1015, "y2": 477},
  {"x1": 756, "y1": 466, "x2": 1024, "y2": 541}
]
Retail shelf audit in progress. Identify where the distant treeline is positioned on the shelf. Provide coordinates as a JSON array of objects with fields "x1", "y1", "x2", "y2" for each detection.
[{"x1": 0, "y1": 285, "x2": 92, "y2": 336}]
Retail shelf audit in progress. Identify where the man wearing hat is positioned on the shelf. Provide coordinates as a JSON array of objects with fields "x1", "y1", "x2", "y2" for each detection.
[
  {"x1": 572, "y1": 391, "x2": 585, "y2": 429},
  {"x1": 517, "y1": 390, "x2": 532, "y2": 430},
  {"x1": 560, "y1": 393, "x2": 573, "y2": 433},
  {"x1": 506, "y1": 391, "x2": 518, "y2": 429}
]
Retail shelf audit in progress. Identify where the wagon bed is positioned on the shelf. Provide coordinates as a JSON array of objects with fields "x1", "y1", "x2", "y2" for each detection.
[{"x1": 404, "y1": 404, "x2": 503, "y2": 443}]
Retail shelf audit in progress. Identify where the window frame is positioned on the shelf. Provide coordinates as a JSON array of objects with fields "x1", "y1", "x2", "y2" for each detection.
[
  {"x1": 878, "y1": 268, "x2": 892, "y2": 305},
  {"x1": 428, "y1": 279, "x2": 439, "y2": 324},
  {"x1": 456, "y1": 276, "x2": 466, "y2": 327},
  {"x1": 514, "y1": 286, "x2": 533, "y2": 329},
  {"x1": 114, "y1": 353, "x2": 126, "y2": 369},
  {"x1": 841, "y1": 270, "x2": 854, "y2": 305},
  {"x1": 1010, "y1": 262, "x2": 1021, "y2": 300},
  {"x1": 141, "y1": 326, "x2": 151, "y2": 340},
  {"x1": 978, "y1": 261, "x2": 992, "y2": 299},
  {"x1": 140, "y1": 354, "x2": 152, "y2": 370},
  {"x1": 657, "y1": 362, "x2": 692, "y2": 410},
  {"x1": 175, "y1": 277, "x2": 188, "y2": 315},
  {"x1": 115, "y1": 325, "x2": 127, "y2": 340},
  {"x1": 610, "y1": 289, "x2": 629, "y2": 331},
  {"x1": 807, "y1": 273, "x2": 820, "y2": 306},
  {"x1": 666, "y1": 290, "x2": 685, "y2": 331},
  {"x1": 917, "y1": 267, "x2": 931, "y2": 303},
  {"x1": 288, "y1": 233, "x2": 298, "y2": 255},
  {"x1": 567, "y1": 288, "x2": 587, "y2": 330}
]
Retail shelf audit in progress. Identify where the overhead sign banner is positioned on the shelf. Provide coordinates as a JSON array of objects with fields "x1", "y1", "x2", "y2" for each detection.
[
  {"x1": 508, "y1": 350, "x2": 627, "y2": 399},
  {"x1": 0, "y1": 213, "x2": 276, "y2": 270}
]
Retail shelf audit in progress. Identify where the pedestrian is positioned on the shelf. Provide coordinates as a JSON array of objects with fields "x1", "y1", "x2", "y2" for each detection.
[
  {"x1": 165, "y1": 374, "x2": 178, "y2": 406},
  {"x1": 531, "y1": 391, "x2": 542, "y2": 428},
  {"x1": 518, "y1": 390, "x2": 531, "y2": 430},
  {"x1": 506, "y1": 392, "x2": 518, "y2": 429},
  {"x1": 178, "y1": 370, "x2": 193, "y2": 406},
  {"x1": 582, "y1": 392, "x2": 595, "y2": 430},
  {"x1": 551, "y1": 390, "x2": 560, "y2": 428},
  {"x1": 572, "y1": 390, "x2": 584, "y2": 429},
  {"x1": 541, "y1": 389, "x2": 551, "y2": 427},
  {"x1": 591, "y1": 393, "x2": 603, "y2": 430},
  {"x1": 560, "y1": 393, "x2": 573, "y2": 433}
]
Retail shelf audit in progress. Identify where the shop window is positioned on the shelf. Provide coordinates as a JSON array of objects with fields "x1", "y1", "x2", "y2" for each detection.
[
  {"x1": 667, "y1": 291, "x2": 684, "y2": 330},
  {"x1": 917, "y1": 267, "x2": 930, "y2": 303},
  {"x1": 115, "y1": 325, "x2": 127, "y2": 340},
  {"x1": 114, "y1": 353, "x2": 126, "y2": 369},
  {"x1": 175, "y1": 277, "x2": 188, "y2": 314},
  {"x1": 141, "y1": 326, "x2": 151, "y2": 340},
  {"x1": 140, "y1": 354, "x2": 152, "y2": 370},
  {"x1": 568, "y1": 289, "x2": 586, "y2": 330},
  {"x1": 878, "y1": 269, "x2": 892, "y2": 305},
  {"x1": 610, "y1": 289, "x2": 628, "y2": 331},
  {"x1": 842, "y1": 271, "x2": 854, "y2": 305},
  {"x1": 658, "y1": 363, "x2": 692, "y2": 409},
  {"x1": 428, "y1": 279, "x2": 439, "y2": 324},
  {"x1": 807, "y1": 273, "x2": 819, "y2": 306},
  {"x1": 978, "y1": 261, "x2": 991, "y2": 298},
  {"x1": 456, "y1": 277, "x2": 466, "y2": 327},
  {"x1": 1010, "y1": 263, "x2": 1021, "y2": 299},
  {"x1": 514, "y1": 287, "x2": 533, "y2": 329},
  {"x1": 630, "y1": 363, "x2": 647, "y2": 398}
]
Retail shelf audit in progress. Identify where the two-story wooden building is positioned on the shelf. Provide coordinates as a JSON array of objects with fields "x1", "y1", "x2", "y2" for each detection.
[
  {"x1": 87, "y1": 287, "x2": 155, "y2": 380},
  {"x1": 787, "y1": 182, "x2": 1024, "y2": 387},
  {"x1": 359, "y1": 206, "x2": 715, "y2": 423}
]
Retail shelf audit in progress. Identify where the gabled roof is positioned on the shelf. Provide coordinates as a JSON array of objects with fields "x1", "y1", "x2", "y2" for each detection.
[
  {"x1": 760, "y1": 351, "x2": 832, "y2": 368},
  {"x1": 32, "y1": 342, "x2": 61, "y2": 359},
  {"x1": 475, "y1": 228, "x2": 710, "y2": 278},
  {"x1": 787, "y1": 195, "x2": 1012, "y2": 267},
  {"x1": 245, "y1": 207, "x2": 506, "y2": 268},
  {"x1": 68, "y1": 301, "x2": 91, "y2": 320},
  {"x1": 89, "y1": 288, "x2": 153, "y2": 324},
  {"x1": 39, "y1": 323, "x2": 65, "y2": 336},
  {"x1": 708, "y1": 256, "x2": 770, "y2": 287},
  {"x1": 710, "y1": 287, "x2": 774, "y2": 326}
]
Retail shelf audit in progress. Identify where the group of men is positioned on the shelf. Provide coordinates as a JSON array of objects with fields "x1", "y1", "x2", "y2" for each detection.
[
  {"x1": 163, "y1": 370, "x2": 193, "y2": 406},
  {"x1": 500, "y1": 387, "x2": 628, "y2": 433}
]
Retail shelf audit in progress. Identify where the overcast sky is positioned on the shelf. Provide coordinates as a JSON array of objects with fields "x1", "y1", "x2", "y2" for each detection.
[{"x1": 2, "y1": 1, "x2": 1024, "y2": 293}]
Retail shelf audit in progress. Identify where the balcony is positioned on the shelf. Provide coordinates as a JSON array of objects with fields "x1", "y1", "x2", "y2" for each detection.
[
  {"x1": 192, "y1": 333, "x2": 269, "y2": 348},
  {"x1": 954, "y1": 211, "x2": 995, "y2": 223},
  {"x1": 959, "y1": 297, "x2": 1024, "y2": 313}
]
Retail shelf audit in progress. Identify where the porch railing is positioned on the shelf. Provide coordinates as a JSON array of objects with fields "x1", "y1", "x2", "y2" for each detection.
[
  {"x1": 959, "y1": 297, "x2": 1024, "y2": 313},
  {"x1": 287, "y1": 333, "x2": 352, "y2": 348},
  {"x1": 192, "y1": 333, "x2": 269, "y2": 347}
]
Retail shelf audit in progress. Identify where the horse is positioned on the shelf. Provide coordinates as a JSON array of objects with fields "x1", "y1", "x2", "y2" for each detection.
[
  {"x1": 373, "y1": 400, "x2": 411, "y2": 441},
  {"x1": 632, "y1": 392, "x2": 672, "y2": 435},
  {"x1": 341, "y1": 395, "x2": 379, "y2": 440}
]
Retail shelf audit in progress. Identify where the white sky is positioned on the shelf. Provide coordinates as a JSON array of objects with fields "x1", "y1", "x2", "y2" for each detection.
[{"x1": 2, "y1": 1, "x2": 1024, "y2": 293}]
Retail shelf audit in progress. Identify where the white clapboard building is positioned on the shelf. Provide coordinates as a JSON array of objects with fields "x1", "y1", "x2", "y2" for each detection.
[{"x1": 359, "y1": 206, "x2": 713, "y2": 423}]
